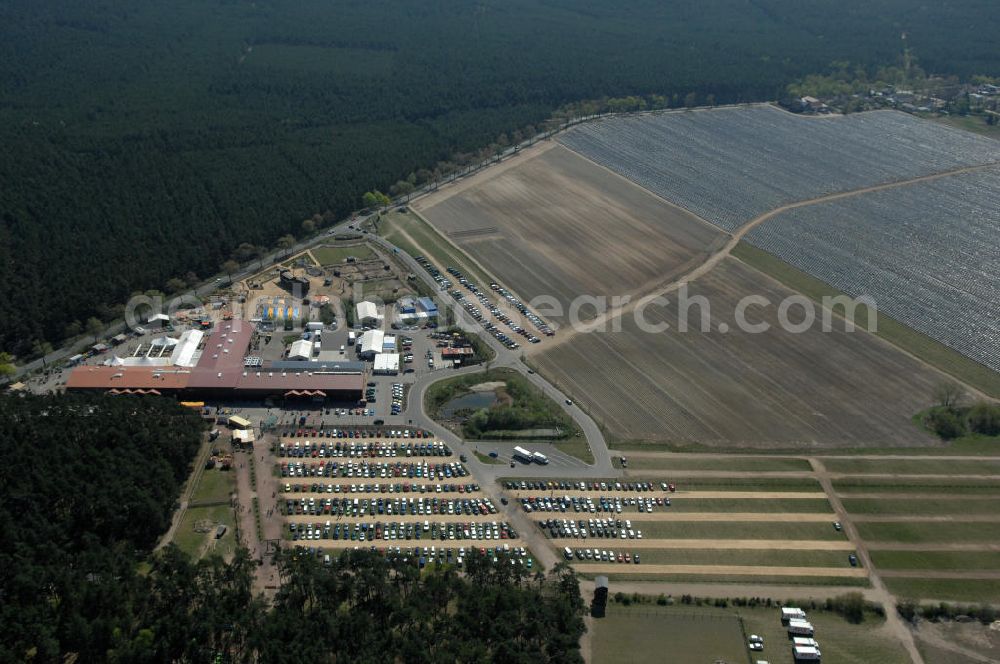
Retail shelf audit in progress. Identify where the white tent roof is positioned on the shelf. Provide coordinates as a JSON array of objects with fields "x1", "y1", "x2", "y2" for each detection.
[
  {"x1": 150, "y1": 336, "x2": 179, "y2": 347},
  {"x1": 359, "y1": 329, "x2": 384, "y2": 355},
  {"x1": 373, "y1": 353, "x2": 400, "y2": 373},
  {"x1": 288, "y1": 339, "x2": 313, "y2": 360},
  {"x1": 356, "y1": 300, "x2": 381, "y2": 321},
  {"x1": 169, "y1": 329, "x2": 204, "y2": 367},
  {"x1": 148, "y1": 313, "x2": 170, "y2": 323}
]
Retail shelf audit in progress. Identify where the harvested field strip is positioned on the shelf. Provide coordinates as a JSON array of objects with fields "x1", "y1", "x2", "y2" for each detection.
[
  {"x1": 842, "y1": 497, "x2": 1000, "y2": 515},
  {"x1": 650, "y1": 477, "x2": 823, "y2": 491},
  {"x1": 418, "y1": 145, "x2": 724, "y2": 322},
  {"x1": 533, "y1": 258, "x2": 942, "y2": 445},
  {"x1": 619, "y1": 548, "x2": 855, "y2": 568},
  {"x1": 555, "y1": 538, "x2": 854, "y2": 550},
  {"x1": 824, "y1": 458, "x2": 1000, "y2": 475},
  {"x1": 530, "y1": 512, "x2": 833, "y2": 522},
  {"x1": 628, "y1": 470, "x2": 814, "y2": 479},
  {"x1": 573, "y1": 563, "x2": 866, "y2": 577},
  {"x1": 579, "y1": 573, "x2": 870, "y2": 588},
  {"x1": 666, "y1": 498, "x2": 833, "y2": 513},
  {"x1": 507, "y1": 490, "x2": 826, "y2": 500},
  {"x1": 852, "y1": 515, "x2": 1000, "y2": 523},
  {"x1": 866, "y1": 543, "x2": 1000, "y2": 552},
  {"x1": 834, "y1": 478, "x2": 1000, "y2": 494},
  {"x1": 855, "y1": 521, "x2": 1000, "y2": 543},
  {"x1": 624, "y1": 521, "x2": 847, "y2": 541},
  {"x1": 870, "y1": 550, "x2": 1000, "y2": 571},
  {"x1": 733, "y1": 242, "x2": 1000, "y2": 397},
  {"x1": 616, "y1": 455, "x2": 812, "y2": 472},
  {"x1": 884, "y1": 578, "x2": 1000, "y2": 604}
]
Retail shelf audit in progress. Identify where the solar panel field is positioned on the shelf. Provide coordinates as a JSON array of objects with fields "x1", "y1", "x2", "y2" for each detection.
[
  {"x1": 746, "y1": 167, "x2": 1000, "y2": 372},
  {"x1": 557, "y1": 105, "x2": 999, "y2": 232}
]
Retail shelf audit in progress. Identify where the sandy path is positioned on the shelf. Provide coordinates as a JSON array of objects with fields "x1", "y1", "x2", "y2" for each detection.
[
  {"x1": 526, "y1": 512, "x2": 834, "y2": 522},
  {"x1": 810, "y1": 457, "x2": 924, "y2": 664},
  {"x1": 547, "y1": 538, "x2": 855, "y2": 550},
  {"x1": 572, "y1": 563, "x2": 867, "y2": 577}
]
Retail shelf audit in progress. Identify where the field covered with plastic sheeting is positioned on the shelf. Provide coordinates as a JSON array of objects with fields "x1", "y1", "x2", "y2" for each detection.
[
  {"x1": 557, "y1": 105, "x2": 1000, "y2": 232},
  {"x1": 747, "y1": 167, "x2": 1000, "y2": 373}
]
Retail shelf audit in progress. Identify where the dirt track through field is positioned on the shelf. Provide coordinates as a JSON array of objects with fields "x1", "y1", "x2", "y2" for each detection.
[{"x1": 573, "y1": 563, "x2": 866, "y2": 577}]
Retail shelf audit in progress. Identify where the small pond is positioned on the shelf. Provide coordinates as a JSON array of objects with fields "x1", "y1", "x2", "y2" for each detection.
[{"x1": 440, "y1": 391, "x2": 498, "y2": 418}]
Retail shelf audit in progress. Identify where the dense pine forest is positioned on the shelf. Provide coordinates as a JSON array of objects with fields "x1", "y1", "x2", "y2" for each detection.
[
  {"x1": 2, "y1": 0, "x2": 999, "y2": 358},
  {"x1": 0, "y1": 393, "x2": 586, "y2": 662}
]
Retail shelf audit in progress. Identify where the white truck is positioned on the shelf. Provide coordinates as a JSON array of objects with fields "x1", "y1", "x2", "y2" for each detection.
[
  {"x1": 782, "y1": 607, "x2": 807, "y2": 623},
  {"x1": 793, "y1": 637, "x2": 820, "y2": 649},
  {"x1": 532, "y1": 451, "x2": 550, "y2": 465},
  {"x1": 787, "y1": 619, "x2": 815, "y2": 637},
  {"x1": 792, "y1": 645, "x2": 821, "y2": 661},
  {"x1": 512, "y1": 446, "x2": 534, "y2": 463}
]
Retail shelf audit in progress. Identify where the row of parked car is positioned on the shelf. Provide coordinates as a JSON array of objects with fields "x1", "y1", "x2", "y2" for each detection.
[
  {"x1": 284, "y1": 496, "x2": 498, "y2": 518},
  {"x1": 563, "y1": 547, "x2": 640, "y2": 565},
  {"x1": 521, "y1": 495, "x2": 670, "y2": 514},
  {"x1": 505, "y1": 480, "x2": 675, "y2": 493},
  {"x1": 541, "y1": 517, "x2": 645, "y2": 541},
  {"x1": 279, "y1": 460, "x2": 468, "y2": 480},
  {"x1": 282, "y1": 481, "x2": 480, "y2": 496},
  {"x1": 295, "y1": 544, "x2": 532, "y2": 570},
  {"x1": 488, "y1": 281, "x2": 554, "y2": 337},
  {"x1": 448, "y1": 267, "x2": 542, "y2": 344},
  {"x1": 281, "y1": 427, "x2": 431, "y2": 439},
  {"x1": 278, "y1": 440, "x2": 451, "y2": 458},
  {"x1": 291, "y1": 520, "x2": 518, "y2": 543}
]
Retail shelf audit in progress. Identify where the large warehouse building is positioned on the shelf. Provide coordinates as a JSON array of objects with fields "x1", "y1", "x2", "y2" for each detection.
[{"x1": 66, "y1": 321, "x2": 365, "y2": 403}]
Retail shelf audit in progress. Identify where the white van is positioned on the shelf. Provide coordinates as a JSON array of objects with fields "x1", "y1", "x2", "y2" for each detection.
[{"x1": 563, "y1": 547, "x2": 573, "y2": 560}]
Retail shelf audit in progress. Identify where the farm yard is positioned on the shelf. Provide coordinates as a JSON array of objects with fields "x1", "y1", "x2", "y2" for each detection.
[
  {"x1": 557, "y1": 105, "x2": 1000, "y2": 232},
  {"x1": 533, "y1": 258, "x2": 943, "y2": 446},
  {"x1": 416, "y1": 145, "x2": 725, "y2": 322},
  {"x1": 747, "y1": 166, "x2": 1000, "y2": 372}
]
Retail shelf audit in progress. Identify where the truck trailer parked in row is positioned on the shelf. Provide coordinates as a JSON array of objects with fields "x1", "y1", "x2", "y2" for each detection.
[
  {"x1": 792, "y1": 645, "x2": 821, "y2": 661},
  {"x1": 781, "y1": 607, "x2": 807, "y2": 623},
  {"x1": 787, "y1": 619, "x2": 815, "y2": 637}
]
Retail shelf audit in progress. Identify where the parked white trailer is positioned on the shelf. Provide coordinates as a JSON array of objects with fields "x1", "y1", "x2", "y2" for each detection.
[
  {"x1": 792, "y1": 645, "x2": 821, "y2": 661},
  {"x1": 787, "y1": 619, "x2": 814, "y2": 637},
  {"x1": 793, "y1": 637, "x2": 819, "y2": 649},
  {"x1": 782, "y1": 607, "x2": 807, "y2": 623},
  {"x1": 532, "y1": 451, "x2": 550, "y2": 465}
]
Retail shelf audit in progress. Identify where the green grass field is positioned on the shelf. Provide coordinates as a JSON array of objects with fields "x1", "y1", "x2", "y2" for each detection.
[
  {"x1": 174, "y1": 504, "x2": 236, "y2": 560},
  {"x1": 834, "y1": 477, "x2": 1000, "y2": 494},
  {"x1": 380, "y1": 210, "x2": 496, "y2": 287},
  {"x1": 591, "y1": 606, "x2": 747, "y2": 664},
  {"x1": 824, "y1": 457, "x2": 1000, "y2": 475},
  {"x1": 870, "y1": 550, "x2": 1000, "y2": 571},
  {"x1": 932, "y1": 113, "x2": 1000, "y2": 140},
  {"x1": 554, "y1": 435, "x2": 596, "y2": 464},
  {"x1": 885, "y1": 578, "x2": 1000, "y2": 604},
  {"x1": 855, "y1": 521, "x2": 1000, "y2": 544},
  {"x1": 669, "y1": 498, "x2": 833, "y2": 513},
  {"x1": 617, "y1": 455, "x2": 813, "y2": 472},
  {"x1": 635, "y1": 521, "x2": 848, "y2": 541},
  {"x1": 190, "y1": 467, "x2": 235, "y2": 504},
  {"x1": 627, "y1": 548, "x2": 856, "y2": 568},
  {"x1": 842, "y1": 497, "x2": 1000, "y2": 515},
  {"x1": 736, "y1": 606, "x2": 908, "y2": 664},
  {"x1": 312, "y1": 243, "x2": 376, "y2": 264},
  {"x1": 663, "y1": 477, "x2": 823, "y2": 492},
  {"x1": 732, "y1": 242, "x2": 1000, "y2": 397},
  {"x1": 584, "y1": 573, "x2": 869, "y2": 587}
]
